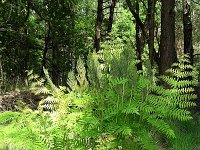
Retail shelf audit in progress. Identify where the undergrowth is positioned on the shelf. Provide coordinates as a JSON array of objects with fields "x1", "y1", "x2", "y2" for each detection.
[{"x1": 0, "y1": 45, "x2": 198, "y2": 150}]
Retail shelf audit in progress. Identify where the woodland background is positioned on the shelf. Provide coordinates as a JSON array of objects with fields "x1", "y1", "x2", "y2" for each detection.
[{"x1": 0, "y1": 0, "x2": 200, "y2": 150}]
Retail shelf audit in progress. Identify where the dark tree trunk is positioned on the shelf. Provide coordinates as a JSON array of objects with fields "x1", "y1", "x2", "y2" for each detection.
[
  {"x1": 183, "y1": 0, "x2": 193, "y2": 64},
  {"x1": 126, "y1": 0, "x2": 147, "y2": 70},
  {"x1": 107, "y1": 0, "x2": 117, "y2": 34},
  {"x1": 127, "y1": 0, "x2": 158, "y2": 67},
  {"x1": 159, "y1": 0, "x2": 177, "y2": 75},
  {"x1": 22, "y1": 0, "x2": 30, "y2": 79},
  {"x1": 126, "y1": 0, "x2": 146, "y2": 37},
  {"x1": 135, "y1": 0, "x2": 142, "y2": 70},
  {"x1": 24, "y1": 0, "x2": 30, "y2": 23},
  {"x1": 148, "y1": 0, "x2": 156, "y2": 66},
  {"x1": 52, "y1": 39, "x2": 59, "y2": 86},
  {"x1": 94, "y1": 0, "x2": 104, "y2": 52},
  {"x1": 41, "y1": 22, "x2": 50, "y2": 76},
  {"x1": 70, "y1": 9, "x2": 76, "y2": 72},
  {"x1": 24, "y1": 24, "x2": 29, "y2": 73}
]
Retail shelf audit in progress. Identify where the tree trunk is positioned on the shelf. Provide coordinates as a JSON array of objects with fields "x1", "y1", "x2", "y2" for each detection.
[
  {"x1": 94, "y1": 0, "x2": 104, "y2": 52},
  {"x1": 41, "y1": 22, "x2": 50, "y2": 76},
  {"x1": 126, "y1": 0, "x2": 146, "y2": 37},
  {"x1": 52, "y1": 39, "x2": 59, "y2": 86},
  {"x1": 159, "y1": 0, "x2": 177, "y2": 75},
  {"x1": 183, "y1": 0, "x2": 193, "y2": 64},
  {"x1": 148, "y1": 0, "x2": 156, "y2": 66},
  {"x1": 24, "y1": 24, "x2": 29, "y2": 73},
  {"x1": 135, "y1": 0, "x2": 142, "y2": 70},
  {"x1": 126, "y1": 0, "x2": 146, "y2": 70},
  {"x1": 70, "y1": 9, "x2": 76, "y2": 72},
  {"x1": 107, "y1": 0, "x2": 117, "y2": 34}
]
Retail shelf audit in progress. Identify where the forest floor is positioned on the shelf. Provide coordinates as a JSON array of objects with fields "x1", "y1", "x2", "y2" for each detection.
[
  {"x1": 1, "y1": 89, "x2": 200, "y2": 149},
  {"x1": 0, "y1": 90, "x2": 46, "y2": 112}
]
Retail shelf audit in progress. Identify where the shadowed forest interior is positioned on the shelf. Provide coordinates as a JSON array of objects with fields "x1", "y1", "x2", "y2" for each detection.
[{"x1": 0, "y1": 0, "x2": 200, "y2": 149}]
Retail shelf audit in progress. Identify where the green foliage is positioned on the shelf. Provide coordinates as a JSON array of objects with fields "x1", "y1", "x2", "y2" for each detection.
[
  {"x1": 157, "y1": 55, "x2": 197, "y2": 113},
  {"x1": 169, "y1": 115, "x2": 200, "y2": 150},
  {"x1": 0, "y1": 51, "x2": 197, "y2": 150},
  {"x1": 0, "y1": 0, "x2": 199, "y2": 149},
  {"x1": 86, "y1": 48, "x2": 196, "y2": 149},
  {"x1": 0, "y1": 110, "x2": 47, "y2": 150},
  {"x1": 0, "y1": 111, "x2": 20, "y2": 124}
]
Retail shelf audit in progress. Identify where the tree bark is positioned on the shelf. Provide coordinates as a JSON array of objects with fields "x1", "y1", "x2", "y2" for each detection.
[
  {"x1": 24, "y1": 24, "x2": 29, "y2": 72},
  {"x1": 159, "y1": 0, "x2": 177, "y2": 75},
  {"x1": 94, "y1": 0, "x2": 104, "y2": 52},
  {"x1": 41, "y1": 22, "x2": 50, "y2": 76},
  {"x1": 126, "y1": 0, "x2": 147, "y2": 70},
  {"x1": 183, "y1": 0, "x2": 193, "y2": 64},
  {"x1": 22, "y1": 0, "x2": 30, "y2": 79},
  {"x1": 52, "y1": 38, "x2": 59, "y2": 86},
  {"x1": 107, "y1": 0, "x2": 117, "y2": 34},
  {"x1": 148, "y1": 0, "x2": 156, "y2": 66},
  {"x1": 126, "y1": 0, "x2": 146, "y2": 37},
  {"x1": 126, "y1": 0, "x2": 159, "y2": 68},
  {"x1": 135, "y1": 0, "x2": 142, "y2": 70}
]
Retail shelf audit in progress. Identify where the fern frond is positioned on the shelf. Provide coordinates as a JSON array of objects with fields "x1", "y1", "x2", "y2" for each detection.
[
  {"x1": 137, "y1": 129, "x2": 157, "y2": 150},
  {"x1": 116, "y1": 125, "x2": 132, "y2": 137},
  {"x1": 76, "y1": 57, "x2": 88, "y2": 87},
  {"x1": 147, "y1": 118, "x2": 175, "y2": 138},
  {"x1": 43, "y1": 67, "x2": 58, "y2": 92},
  {"x1": 0, "y1": 111, "x2": 20, "y2": 124},
  {"x1": 67, "y1": 71, "x2": 77, "y2": 92},
  {"x1": 167, "y1": 108, "x2": 192, "y2": 121},
  {"x1": 122, "y1": 103, "x2": 139, "y2": 115}
]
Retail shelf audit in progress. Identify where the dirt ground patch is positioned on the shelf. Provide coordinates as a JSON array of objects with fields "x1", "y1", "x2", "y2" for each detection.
[{"x1": 0, "y1": 90, "x2": 47, "y2": 112}]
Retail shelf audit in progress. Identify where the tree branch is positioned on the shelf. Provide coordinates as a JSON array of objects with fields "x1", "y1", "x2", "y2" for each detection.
[
  {"x1": 29, "y1": 2, "x2": 49, "y2": 22},
  {"x1": 24, "y1": 0, "x2": 30, "y2": 22},
  {"x1": 125, "y1": 0, "x2": 146, "y2": 38},
  {"x1": 193, "y1": 53, "x2": 200, "y2": 57},
  {"x1": 192, "y1": 0, "x2": 200, "y2": 5}
]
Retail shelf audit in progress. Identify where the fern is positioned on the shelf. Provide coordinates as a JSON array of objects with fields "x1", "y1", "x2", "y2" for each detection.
[
  {"x1": 2, "y1": 142, "x2": 28, "y2": 150},
  {"x1": 2, "y1": 48, "x2": 196, "y2": 150},
  {"x1": 0, "y1": 111, "x2": 20, "y2": 125},
  {"x1": 0, "y1": 110, "x2": 47, "y2": 149},
  {"x1": 76, "y1": 57, "x2": 88, "y2": 87},
  {"x1": 146, "y1": 118, "x2": 175, "y2": 138},
  {"x1": 87, "y1": 48, "x2": 197, "y2": 149}
]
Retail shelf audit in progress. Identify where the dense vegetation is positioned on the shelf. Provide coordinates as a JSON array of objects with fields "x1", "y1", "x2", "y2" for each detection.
[{"x1": 0, "y1": 0, "x2": 200, "y2": 150}]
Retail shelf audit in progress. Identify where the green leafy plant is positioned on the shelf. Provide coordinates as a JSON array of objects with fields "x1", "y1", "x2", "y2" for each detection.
[
  {"x1": 86, "y1": 47, "x2": 197, "y2": 149},
  {"x1": 0, "y1": 110, "x2": 47, "y2": 150},
  {"x1": 0, "y1": 50, "x2": 197, "y2": 150}
]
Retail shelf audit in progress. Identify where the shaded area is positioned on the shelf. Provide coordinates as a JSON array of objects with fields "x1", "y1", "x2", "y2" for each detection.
[{"x1": 0, "y1": 90, "x2": 47, "y2": 112}]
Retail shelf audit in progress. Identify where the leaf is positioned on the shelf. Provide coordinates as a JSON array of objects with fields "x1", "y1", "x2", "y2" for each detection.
[{"x1": 122, "y1": 103, "x2": 139, "y2": 115}]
